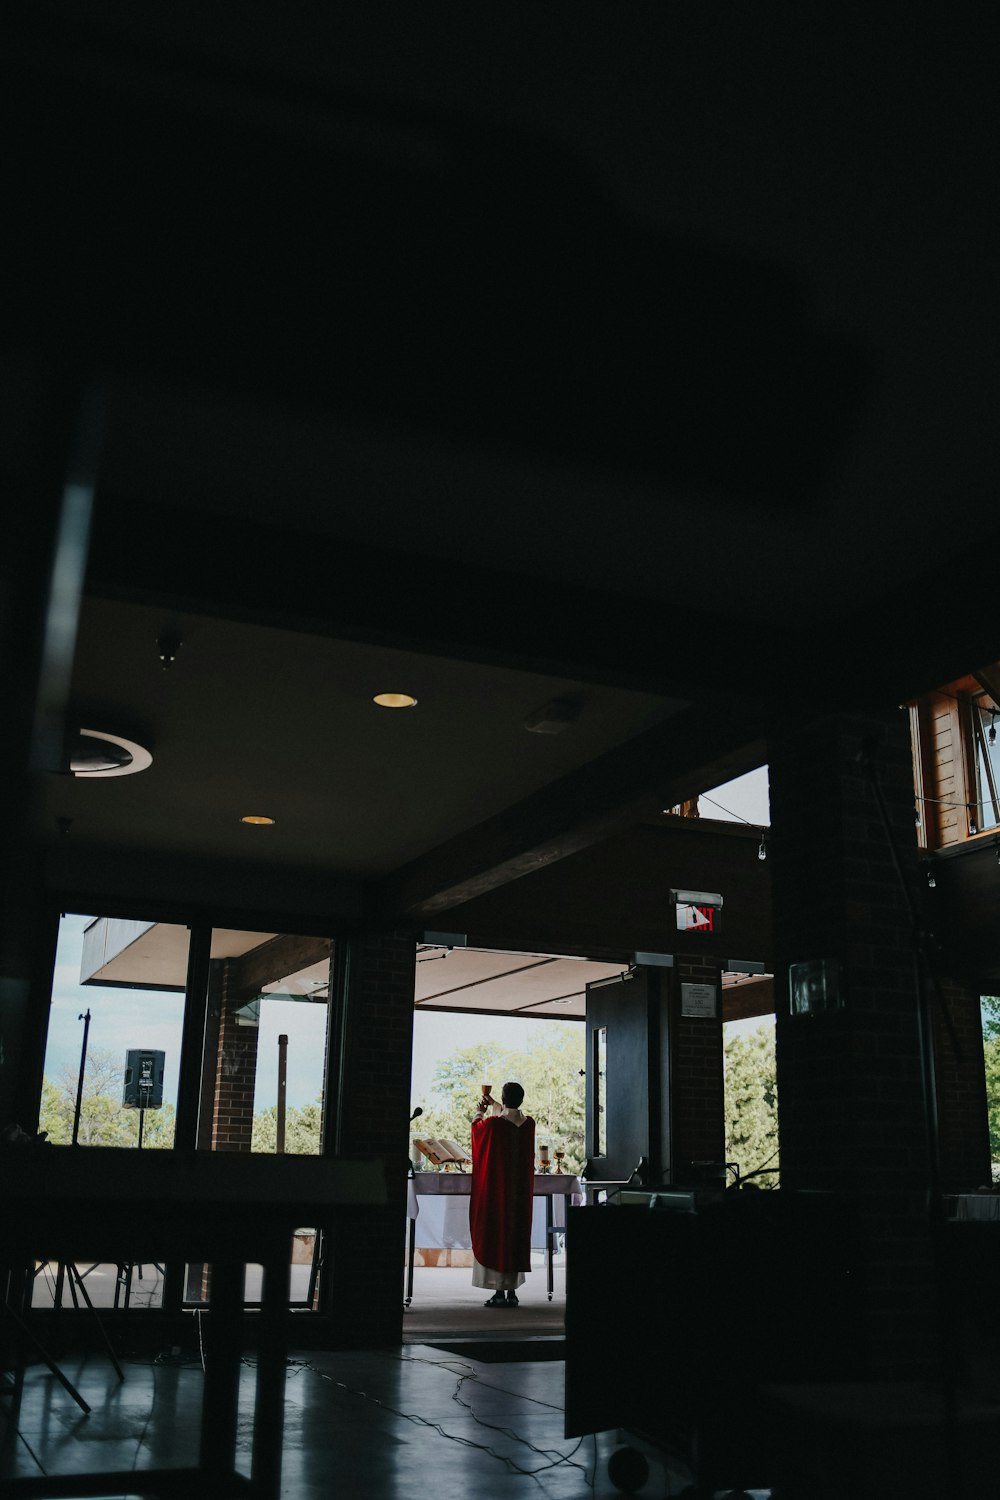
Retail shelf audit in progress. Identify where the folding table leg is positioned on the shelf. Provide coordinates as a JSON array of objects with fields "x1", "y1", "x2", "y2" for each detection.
[
  {"x1": 253, "y1": 1243, "x2": 291, "y2": 1500},
  {"x1": 199, "y1": 1261, "x2": 243, "y2": 1481}
]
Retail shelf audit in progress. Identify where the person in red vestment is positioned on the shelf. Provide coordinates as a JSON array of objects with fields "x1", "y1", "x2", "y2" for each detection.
[{"x1": 469, "y1": 1080, "x2": 535, "y2": 1306}]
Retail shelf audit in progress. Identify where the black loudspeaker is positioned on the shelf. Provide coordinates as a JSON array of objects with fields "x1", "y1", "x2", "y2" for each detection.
[{"x1": 123, "y1": 1049, "x2": 165, "y2": 1109}]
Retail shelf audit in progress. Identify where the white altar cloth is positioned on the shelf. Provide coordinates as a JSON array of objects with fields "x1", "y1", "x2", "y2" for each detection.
[{"x1": 407, "y1": 1172, "x2": 581, "y2": 1250}]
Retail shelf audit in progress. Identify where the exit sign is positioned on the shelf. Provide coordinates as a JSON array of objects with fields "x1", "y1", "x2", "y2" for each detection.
[
  {"x1": 676, "y1": 903, "x2": 719, "y2": 933},
  {"x1": 671, "y1": 888, "x2": 723, "y2": 935}
]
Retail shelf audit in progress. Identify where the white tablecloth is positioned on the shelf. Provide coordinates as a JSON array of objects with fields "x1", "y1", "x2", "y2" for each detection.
[
  {"x1": 954, "y1": 1194, "x2": 1000, "y2": 1220},
  {"x1": 407, "y1": 1173, "x2": 581, "y2": 1251}
]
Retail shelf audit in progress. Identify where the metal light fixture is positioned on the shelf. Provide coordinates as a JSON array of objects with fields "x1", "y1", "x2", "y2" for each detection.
[{"x1": 69, "y1": 729, "x2": 153, "y2": 778}]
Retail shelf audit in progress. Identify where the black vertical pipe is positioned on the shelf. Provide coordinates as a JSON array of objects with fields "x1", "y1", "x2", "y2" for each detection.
[
  {"x1": 71, "y1": 1008, "x2": 91, "y2": 1145},
  {"x1": 276, "y1": 1033, "x2": 288, "y2": 1153},
  {"x1": 174, "y1": 924, "x2": 212, "y2": 1154}
]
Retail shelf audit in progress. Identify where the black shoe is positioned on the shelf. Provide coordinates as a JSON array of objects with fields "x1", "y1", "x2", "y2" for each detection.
[
  {"x1": 505, "y1": 1293, "x2": 519, "y2": 1307},
  {"x1": 484, "y1": 1293, "x2": 506, "y2": 1307}
]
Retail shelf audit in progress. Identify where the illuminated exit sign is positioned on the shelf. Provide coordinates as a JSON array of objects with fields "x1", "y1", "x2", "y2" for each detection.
[
  {"x1": 671, "y1": 888, "x2": 723, "y2": 935},
  {"x1": 676, "y1": 903, "x2": 719, "y2": 932}
]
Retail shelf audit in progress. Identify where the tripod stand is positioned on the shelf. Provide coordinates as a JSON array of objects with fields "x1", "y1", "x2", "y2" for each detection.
[
  {"x1": 113, "y1": 1106, "x2": 165, "y2": 1309},
  {"x1": 2, "y1": 1255, "x2": 124, "y2": 1420},
  {"x1": 31, "y1": 1258, "x2": 125, "y2": 1381}
]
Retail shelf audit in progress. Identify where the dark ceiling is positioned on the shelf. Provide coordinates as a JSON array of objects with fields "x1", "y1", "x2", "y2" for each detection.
[{"x1": 4, "y1": 5, "x2": 998, "y2": 928}]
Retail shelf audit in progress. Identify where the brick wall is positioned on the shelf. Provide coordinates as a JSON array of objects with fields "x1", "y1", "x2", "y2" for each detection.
[
  {"x1": 769, "y1": 709, "x2": 938, "y2": 1378},
  {"x1": 323, "y1": 930, "x2": 416, "y2": 1346},
  {"x1": 671, "y1": 956, "x2": 725, "y2": 1175},
  {"x1": 211, "y1": 958, "x2": 260, "y2": 1151},
  {"x1": 933, "y1": 975, "x2": 991, "y2": 1190}
]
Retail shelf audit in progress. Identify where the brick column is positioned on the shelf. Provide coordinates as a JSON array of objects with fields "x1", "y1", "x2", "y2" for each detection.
[
  {"x1": 932, "y1": 975, "x2": 991, "y2": 1191},
  {"x1": 671, "y1": 957, "x2": 726, "y2": 1177},
  {"x1": 768, "y1": 708, "x2": 937, "y2": 1378},
  {"x1": 323, "y1": 930, "x2": 416, "y2": 1346},
  {"x1": 211, "y1": 959, "x2": 260, "y2": 1152}
]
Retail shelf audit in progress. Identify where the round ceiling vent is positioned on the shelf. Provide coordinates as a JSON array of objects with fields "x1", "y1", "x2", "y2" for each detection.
[{"x1": 70, "y1": 729, "x2": 153, "y2": 778}]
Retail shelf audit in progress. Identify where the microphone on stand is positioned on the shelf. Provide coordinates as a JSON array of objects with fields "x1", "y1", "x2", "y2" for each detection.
[{"x1": 409, "y1": 1106, "x2": 423, "y2": 1123}]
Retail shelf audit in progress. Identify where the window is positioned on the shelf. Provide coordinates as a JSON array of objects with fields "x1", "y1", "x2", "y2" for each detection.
[
  {"x1": 188, "y1": 928, "x2": 335, "y2": 1308},
  {"x1": 968, "y1": 691, "x2": 1000, "y2": 834},
  {"x1": 34, "y1": 913, "x2": 190, "y2": 1308},
  {"x1": 36, "y1": 915, "x2": 337, "y2": 1313},
  {"x1": 41, "y1": 914, "x2": 188, "y2": 1150}
]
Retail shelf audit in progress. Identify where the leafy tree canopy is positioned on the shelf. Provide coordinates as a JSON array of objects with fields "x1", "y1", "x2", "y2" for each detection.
[
  {"x1": 414, "y1": 1023, "x2": 585, "y2": 1174},
  {"x1": 724, "y1": 1022, "x2": 779, "y2": 1187},
  {"x1": 983, "y1": 997, "x2": 1000, "y2": 1175},
  {"x1": 39, "y1": 1048, "x2": 176, "y2": 1148},
  {"x1": 252, "y1": 1101, "x2": 322, "y2": 1154}
]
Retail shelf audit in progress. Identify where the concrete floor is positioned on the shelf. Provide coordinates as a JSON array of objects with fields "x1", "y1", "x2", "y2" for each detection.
[
  {"x1": 1, "y1": 1345, "x2": 716, "y2": 1499},
  {"x1": 2, "y1": 1259, "x2": 746, "y2": 1498},
  {"x1": 6, "y1": 1266, "x2": 996, "y2": 1497}
]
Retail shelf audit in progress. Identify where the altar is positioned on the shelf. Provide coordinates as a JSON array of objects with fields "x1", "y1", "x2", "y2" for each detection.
[{"x1": 405, "y1": 1171, "x2": 582, "y2": 1302}]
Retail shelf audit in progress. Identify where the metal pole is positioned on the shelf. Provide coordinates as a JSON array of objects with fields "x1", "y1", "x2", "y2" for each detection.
[
  {"x1": 71, "y1": 1008, "x2": 91, "y2": 1145},
  {"x1": 276, "y1": 1034, "x2": 288, "y2": 1154}
]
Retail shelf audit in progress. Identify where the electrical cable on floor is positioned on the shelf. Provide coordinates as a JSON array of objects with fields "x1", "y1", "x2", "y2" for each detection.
[
  {"x1": 393, "y1": 1350, "x2": 566, "y2": 1412},
  {"x1": 395, "y1": 1352, "x2": 591, "y2": 1480},
  {"x1": 303, "y1": 1355, "x2": 594, "y2": 1486},
  {"x1": 450, "y1": 1372, "x2": 591, "y2": 1483}
]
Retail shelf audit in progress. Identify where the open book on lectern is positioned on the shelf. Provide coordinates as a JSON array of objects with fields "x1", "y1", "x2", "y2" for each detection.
[{"x1": 413, "y1": 1136, "x2": 471, "y2": 1168}]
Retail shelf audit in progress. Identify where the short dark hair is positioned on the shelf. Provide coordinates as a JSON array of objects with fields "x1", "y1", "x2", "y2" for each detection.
[{"x1": 501, "y1": 1081, "x2": 524, "y2": 1108}]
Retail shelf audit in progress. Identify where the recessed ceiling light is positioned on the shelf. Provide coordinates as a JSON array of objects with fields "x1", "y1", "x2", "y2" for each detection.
[
  {"x1": 240, "y1": 815, "x2": 275, "y2": 826},
  {"x1": 70, "y1": 729, "x2": 153, "y2": 778},
  {"x1": 373, "y1": 692, "x2": 418, "y2": 709}
]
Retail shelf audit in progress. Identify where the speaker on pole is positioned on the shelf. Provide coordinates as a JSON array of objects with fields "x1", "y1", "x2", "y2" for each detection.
[{"x1": 122, "y1": 1049, "x2": 165, "y2": 1109}]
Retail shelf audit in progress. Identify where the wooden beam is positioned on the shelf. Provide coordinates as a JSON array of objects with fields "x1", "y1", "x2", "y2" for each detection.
[
  {"x1": 373, "y1": 702, "x2": 766, "y2": 920},
  {"x1": 722, "y1": 976, "x2": 775, "y2": 1024},
  {"x1": 228, "y1": 932, "x2": 333, "y2": 998}
]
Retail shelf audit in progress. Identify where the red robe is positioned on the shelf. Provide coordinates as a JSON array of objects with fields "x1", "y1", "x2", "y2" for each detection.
[{"x1": 469, "y1": 1112, "x2": 536, "y2": 1273}]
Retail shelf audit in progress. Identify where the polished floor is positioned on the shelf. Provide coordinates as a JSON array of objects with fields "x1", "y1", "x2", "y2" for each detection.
[
  {"x1": 0, "y1": 1263, "x2": 753, "y2": 1499},
  {"x1": 2, "y1": 1345, "x2": 717, "y2": 1499},
  {"x1": 4, "y1": 1268, "x2": 998, "y2": 1499}
]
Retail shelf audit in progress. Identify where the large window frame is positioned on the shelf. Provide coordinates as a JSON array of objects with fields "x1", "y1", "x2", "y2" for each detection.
[
  {"x1": 966, "y1": 689, "x2": 1000, "y2": 836},
  {"x1": 34, "y1": 896, "x2": 349, "y2": 1320}
]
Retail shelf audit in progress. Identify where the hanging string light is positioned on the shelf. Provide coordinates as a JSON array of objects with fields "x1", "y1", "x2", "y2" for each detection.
[
  {"x1": 757, "y1": 833, "x2": 767, "y2": 861},
  {"x1": 926, "y1": 865, "x2": 937, "y2": 889}
]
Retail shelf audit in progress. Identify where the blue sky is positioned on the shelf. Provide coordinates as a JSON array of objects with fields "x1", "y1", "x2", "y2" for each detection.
[
  {"x1": 45, "y1": 915, "x2": 327, "y2": 1112},
  {"x1": 45, "y1": 914, "x2": 186, "y2": 1105}
]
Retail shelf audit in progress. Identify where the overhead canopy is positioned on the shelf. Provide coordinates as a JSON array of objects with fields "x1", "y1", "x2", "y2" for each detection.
[{"x1": 81, "y1": 920, "x2": 773, "y2": 1021}]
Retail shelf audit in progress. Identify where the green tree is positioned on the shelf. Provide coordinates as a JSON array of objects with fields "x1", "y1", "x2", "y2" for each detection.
[
  {"x1": 982, "y1": 996, "x2": 1000, "y2": 1178},
  {"x1": 414, "y1": 1024, "x2": 586, "y2": 1173},
  {"x1": 724, "y1": 1022, "x2": 779, "y2": 1187},
  {"x1": 252, "y1": 1099, "x2": 323, "y2": 1154},
  {"x1": 38, "y1": 1048, "x2": 175, "y2": 1148}
]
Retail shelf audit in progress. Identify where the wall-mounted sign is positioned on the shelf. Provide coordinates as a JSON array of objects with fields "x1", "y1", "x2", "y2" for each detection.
[
  {"x1": 676, "y1": 903, "x2": 720, "y2": 933},
  {"x1": 671, "y1": 889, "x2": 722, "y2": 934},
  {"x1": 681, "y1": 983, "x2": 718, "y2": 1018}
]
